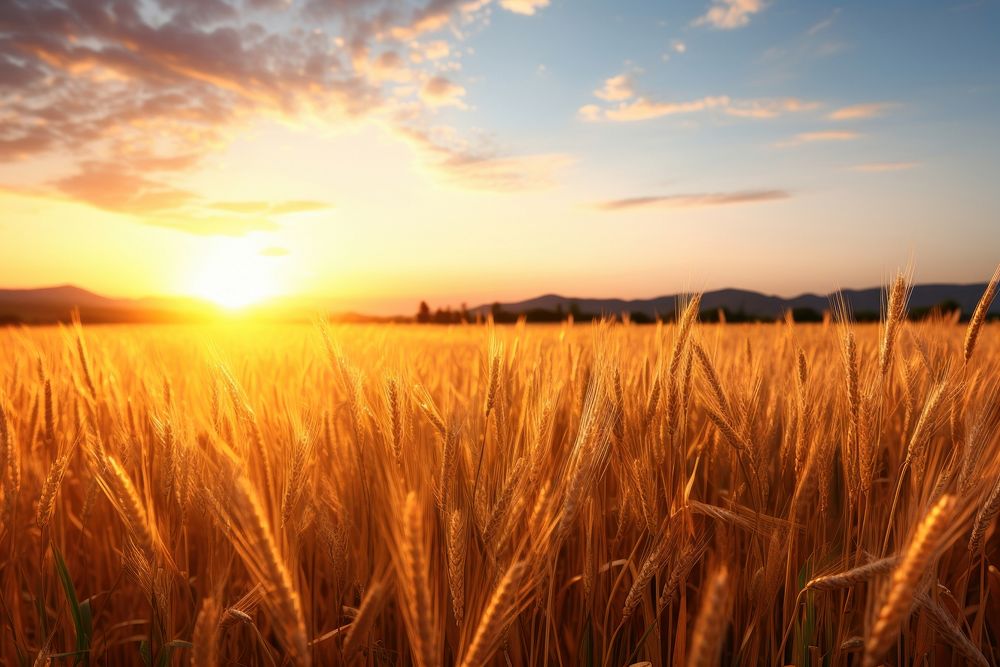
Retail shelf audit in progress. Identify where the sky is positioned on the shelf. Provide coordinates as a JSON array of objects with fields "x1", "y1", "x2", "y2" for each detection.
[{"x1": 0, "y1": 0, "x2": 998, "y2": 313}]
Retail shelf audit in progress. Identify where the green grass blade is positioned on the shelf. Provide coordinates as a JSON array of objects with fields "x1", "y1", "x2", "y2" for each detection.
[{"x1": 52, "y1": 545, "x2": 92, "y2": 664}]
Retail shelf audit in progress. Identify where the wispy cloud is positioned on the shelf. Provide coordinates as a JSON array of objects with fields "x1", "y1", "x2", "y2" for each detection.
[
  {"x1": 693, "y1": 0, "x2": 767, "y2": 30},
  {"x1": 725, "y1": 98, "x2": 820, "y2": 119},
  {"x1": 594, "y1": 74, "x2": 635, "y2": 102},
  {"x1": 806, "y1": 9, "x2": 841, "y2": 36},
  {"x1": 777, "y1": 130, "x2": 861, "y2": 147},
  {"x1": 54, "y1": 163, "x2": 195, "y2": 215},
  {"x1": 582, "y1": 89, "x2": 817, "y2": 123},
  {"x1": 50, "y1": 160, "x2": 334, "y2": 235},
  {"x1": 367, "y1": 51, "x2": 413, "y2": 83},
  {"x1": 411, "y1": 40, "x2": 451, "y2": 62},
  {"x1": 398, "y1": 126, "x2": 572, "y2": 191},
  {"x1": 593, "y1": 189, "x2": 789, "y2": 211},
  {"x1": 827, "y1": 102, "x2": 895, "y2": 120},
  {"x1": 851, "y1": 161, "x2": 920, "y2": 173},
  {"x1": 420, "y1": 76, "x2": 468, "y2": 107},
  {"x1": 499, "y1": 0, "x2": 551, "y2": 16},
  {"x1": 598, "y1": 96, "x2": 731, "y2": 122}
]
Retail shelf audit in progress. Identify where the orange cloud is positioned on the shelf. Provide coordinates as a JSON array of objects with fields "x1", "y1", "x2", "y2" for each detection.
[
  {"x1": 420, "y1": 76, "x2": 467, "y2": 108},
  {"x1": 582, "y1": 74, "x2": 817, "y2": 123},
  {"x1": 594, "y1": 74, "x2": 635, "y2": 102},
  {"x1": 602, "y1": 96, "x2": 731, "y2": 122},
  {"x1": 777, "y1": 130, "x2": 861, "y2": 147},
  {"x1": 593, "y1": 189, "x2": 789, "y2": 211},
  {"x1": 828, "y1": 103, "x2": 895, "y2": 120},
  {"x1": 499, "y1": 0, "x2": 551, "y2": 15},
  {"x1": 725, "y1": 98, "x2": 820, "y2": 119},
  {"x1": 55, "y1": 163, "x2": 195, "y2": 215},
  {"x1": 577, "y1": 104, "x2": 603, "y2": 122},
  {"x1": 414, "y1": 40, "x2": 451, "y2": 61},
  {"x1": 693, "y1": 0, "x2": 766, "y2": 29},
  {"x1": 399, "y1": 125, "x2": 571, "y2": 191}
]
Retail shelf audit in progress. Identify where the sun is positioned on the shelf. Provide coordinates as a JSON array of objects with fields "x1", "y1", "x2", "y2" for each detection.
[{"x1": 188, "y1": 241, "x2": 281, "y2": 309}]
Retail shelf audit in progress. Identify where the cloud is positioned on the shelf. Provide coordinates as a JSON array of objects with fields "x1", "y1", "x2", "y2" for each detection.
[
  {"x1": 693, "y1": 0, "x2": 767, "y2": 29},
  {"x1": 499, "y1": 0, "x2": 551, "y2": 16},
  {"x1": 594, "y1": 189, "x2": 790, "y2": 211},
  {"x1": 50, "y1": 162, "x2": 332, "y2": 235},
  {"x1": 806, "y1": 9, "x2": 840, "y2": 36},
  {"x1": 671, "y1": 40, "x2": 687, "y2": 54},
  {"x1": 413, "y1": 40, "x2": 451, "y2": 61},
  {"x1": 259, "y1": 246, "x2": 290, "y2": 257},
  {"x1": 0, "y1": 0, "x2": 516, "y2": 229},
  {"x1": 851, "y1": 162, "x2": 920, "y2": 173},
  {"x1": 438, "y1": 152, "x2": 572, "y2": 190},
  {"x1": 148, "y1": 214, "x2": 280, "y2": 236},
  {"x1": 827, "y1": 102, "x2": 895, "y2": 121},
  {"x1": 54, "y1": 163, "x2": 196, "y2": 215},
  {"x1": 420, "y1": 76, "x2": 467, "y2": 107},
  {"x1": 777, "y1": 130, "x2": 861, "y2": 147},
  {"x1": 577, "y1": 104, "x2": 603, "y2": 122},
  {"x1": 724, "y1": 97, "x2": 819, "y2": 119},
  {"x1": 368, "y1": 50, "x2": 413, "y2": 83},
  {"x1": 582, "y1": 72, "x2": 818, "y2": 123},
  {"x1": 399, "y1": 125, "x2": 571, "y2": 191},
  {"x1": 591, "y1": 96, "x2": 731, "y2": 122},
  {"x1": 594, "y1": 74, "x2": 635, "y2": 102}
]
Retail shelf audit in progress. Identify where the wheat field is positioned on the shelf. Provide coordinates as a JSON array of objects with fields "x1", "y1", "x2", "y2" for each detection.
[{"x1": 1, "y1": 280, "x2": 999, "y2": 666}]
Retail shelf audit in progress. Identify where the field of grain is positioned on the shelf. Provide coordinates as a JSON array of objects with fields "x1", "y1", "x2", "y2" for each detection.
[{"x1": 1, "y1": 284, "x2": 999, "y2": 666}]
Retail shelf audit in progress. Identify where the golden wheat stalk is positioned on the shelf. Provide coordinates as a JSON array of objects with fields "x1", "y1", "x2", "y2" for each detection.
[
  {"x1": 879, "y1": 272, "x2": 909, "y2": 377},
  {"x1": 400, "y1": 492, "x2": 438, "y2": 667},
  {"x1": 916, "y1": 592, "x2": 988, "y2": 667},
  {"x1": 622, "y1": 538, "x2": 667, "y2": 620},
  {"x1": 482, "y1": 456, "x2": 525, "y2": 545},
  {"x1": 97, "y1": 455, "x2": 155, "y2": 557},
  {"x1": 459, "y1": 561, "x2": 526, "y2": 667},
  {"x1": 863, "y1": 494, "x2": 957, "y2": 667},
  {"x1": 805, "y1": 556, "x2": 899, "y2": 591},
  {"x1": 447, "y1": 509, "x2": 467, "y2": 625},
  {"x1": 657, "y1": 536, "x2": 708, "y2": 613},
  {"x1": 35, "y1": 452, "x2": 70, "y2": 529},
  {"x1": 191, "y1": 596, "x2": 221, "y2": 667},
  {"x1": 343, "y1": 580, "x2": 388, "y2": 659},
  {"x1": 229, "y1": 475, "x2": 310, "y2": 666},
  {"x1": 686, "y1": 564, "x2": 731, "y2": 667},
  {"x1": 964, "y1": 264, "x2": 1000, "y2": 364},
  {"x1": 968, "y1": 475, "x2": 1000, "y2": 552}
]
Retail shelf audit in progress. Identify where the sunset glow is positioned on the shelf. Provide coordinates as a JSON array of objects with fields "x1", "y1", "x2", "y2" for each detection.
[
  {"x1": 0, "y1": 0, "x2": 998, "y2": 313},
  {"x1": 187, "y1": 241, "x2": 283, "y2": 309}
]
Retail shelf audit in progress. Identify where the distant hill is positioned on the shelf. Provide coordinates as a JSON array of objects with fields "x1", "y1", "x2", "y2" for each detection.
[
  {"x1": 470, "y1": 283, "x2": 999, "y2": 321},
  {"x1": 0, "y1": 285, "x2": 222, "y2": 325}
]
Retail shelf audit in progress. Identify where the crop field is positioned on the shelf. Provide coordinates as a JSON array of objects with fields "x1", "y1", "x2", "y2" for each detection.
[{"x1": 1, "y1": 284, "x2": 999, "y2": 666}]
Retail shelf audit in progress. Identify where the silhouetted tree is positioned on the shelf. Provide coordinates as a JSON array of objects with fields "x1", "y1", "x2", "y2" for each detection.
[{"x1": 416, "y1": 301, "x2": 431, "y2": 323}]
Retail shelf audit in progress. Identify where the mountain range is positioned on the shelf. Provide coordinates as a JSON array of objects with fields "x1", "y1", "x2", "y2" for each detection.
[
  {"x1": 0, "y1": 282, "x2": 996, "y2": 325},
  {"x1": 468, "y1": 283, "x2": 999, "y2": 321}
]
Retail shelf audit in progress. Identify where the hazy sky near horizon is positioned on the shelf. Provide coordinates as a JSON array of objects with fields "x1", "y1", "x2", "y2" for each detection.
[{"x1": 0, "y1": 0, "x2": 998, "y2": 313}]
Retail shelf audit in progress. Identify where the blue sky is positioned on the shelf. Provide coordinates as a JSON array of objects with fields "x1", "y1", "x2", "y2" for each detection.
[{"x1": 0, "y1": 0, "x2": 997, "y2": 311}]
